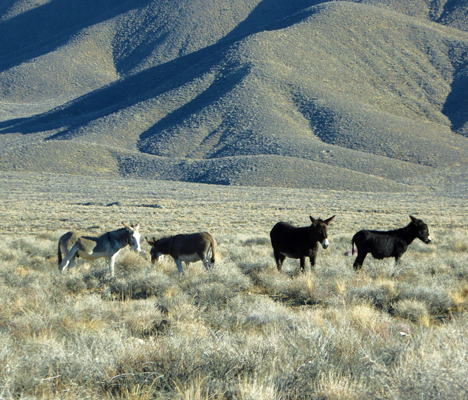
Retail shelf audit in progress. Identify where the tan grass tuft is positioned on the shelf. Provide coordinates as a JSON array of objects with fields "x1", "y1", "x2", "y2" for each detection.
[
  {"x1": 451, "y1": 282, "x2": 468, "y2": 310},
  {"x1": 313, "y1": 371, "x2": 367, "y2": 400},
  {"x1": 236, "y1": 375, "x2": 280, "y2": 400},
  {"x1": 395, "y1": 299, "x2": 430, "y2": 325},
  {"x1": 350, "y1": 304, "x2": 380, "y2": 330},
  {"x1": 335, "y1": 281, "x2": 346, "y2": 295}
]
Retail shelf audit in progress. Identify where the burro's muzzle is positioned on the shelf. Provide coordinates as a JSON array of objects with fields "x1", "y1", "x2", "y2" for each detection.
[
  {"x1": 322, "y1": 238, "x2": 330, "y2": 249},
  {"x1": 133, "y1": 240, "x2": 141, "y2": 252},
  {"x1": 424, "y1": 235, "x2": 432, "y2": 244},
  {"x1": 150, "y1": 253, "x2": 165, "y2": 266}
]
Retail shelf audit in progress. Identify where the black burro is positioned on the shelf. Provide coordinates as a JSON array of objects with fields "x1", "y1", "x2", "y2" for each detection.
[
  {"x1": 270, "y1": 215, "x2": 335, "y2": 272},
  {"x1": 351, "y1": 215, "x2": 431, "y2": 270}
]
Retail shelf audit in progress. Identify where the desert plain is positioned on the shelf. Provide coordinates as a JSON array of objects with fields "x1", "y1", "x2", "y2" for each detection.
[{"x1": 0, "y1": 171, "x2": 467, "y2": 399}]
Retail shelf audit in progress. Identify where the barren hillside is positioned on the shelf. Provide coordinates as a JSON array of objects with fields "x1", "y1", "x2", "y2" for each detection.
[{"x1": 0, "y1": 0, "x2": 467, "y2": 191}]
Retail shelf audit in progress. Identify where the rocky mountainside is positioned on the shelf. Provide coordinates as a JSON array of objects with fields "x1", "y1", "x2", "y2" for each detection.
[{"x1": 1, "y1": 0, "x2": 467, "y2": 191}]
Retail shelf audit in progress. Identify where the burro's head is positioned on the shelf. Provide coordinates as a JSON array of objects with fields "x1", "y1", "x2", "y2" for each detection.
[
  {"x1": 310, "y1": 215, "x2": 335, "y2": 249},
  {"x1": 409, "y1": 216, "x2": 431, "y2": 244},
  {"x1": 145, "y1": 237, "x2": 165, "y2": 264},
  {"x1": 123, "y1": 222, "x2": 141, "y2": 252}
]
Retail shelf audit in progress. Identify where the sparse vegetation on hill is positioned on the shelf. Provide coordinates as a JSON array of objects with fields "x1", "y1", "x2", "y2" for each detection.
[{"x1": 0, "y1": 0, "x2": 468, "y2": 191}]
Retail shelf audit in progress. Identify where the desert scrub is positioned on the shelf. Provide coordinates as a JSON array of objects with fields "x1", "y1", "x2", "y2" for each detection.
[
  {"x1": 436, "y1": 229, "x2": 468, "y2": 253},
  {"x1": 118, "y1": 249, "x2": 151, "y2": 276},
  {"x1": 380, "y1": 315, "x2": 468, "y2": 399},
  {"x1": 264, "y1": 272, "x2": 322, "y2": 306},
  {"x1": 394, "y1": 299, "x2": 430, "y2": 324},
  {"x1": 180, "y1": 260, "x2": 253, "y2": 309},
  {"x1": 123, "y1": 299, "x2": 169, "y2": 338},
  {"x1": 347, "y1": 281, "x2": 398, "y2": 313},
  {"x1": 0, "y1": 235, "x2": 55, "y2": 273},
  {"x1": 1, "y1": 174, "x2": 468, "y2": 398},
  {"x1": 0, "y1": 233, "x2": 465, "y2": 399},
  {"x1": 203, "y1": 292, "x2": 295, "y2": 332},
  {"x1": 396, "y1": 284, "x2": 455, "y2": 317}
]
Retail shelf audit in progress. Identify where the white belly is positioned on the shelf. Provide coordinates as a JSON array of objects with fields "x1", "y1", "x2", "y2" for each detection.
[
  {"x1": 179, "y1": 253, "x2": 201, "y2": 263},
  {"x1": 281, "y1": 252, "x2": 301, "y2": 259},
  {"x1": 77, "y1": 249, "x2": 109, "y2": 260}
]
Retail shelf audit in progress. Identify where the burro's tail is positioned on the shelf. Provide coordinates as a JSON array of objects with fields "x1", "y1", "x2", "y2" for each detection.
[
  {"x1": 57, "y1": 241, "x2": 62, "y2": 267},
  {"x1": 344, "y1": 239, "x2": 358, "y2": 257},
  {"x1": 352, "y1": 238, "x2": 358, "y2": 255},
  {"x1": 209, "y1": 235, "x2": 217, "y2": 264}
]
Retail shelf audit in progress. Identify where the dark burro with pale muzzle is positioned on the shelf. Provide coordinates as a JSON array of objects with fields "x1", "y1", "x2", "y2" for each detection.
[
  {"x1": 350, "y1": 215, "x2": 432, "y2": 270},
  {"x1": 270, "y1": 215, "x2": 335, "y2": 272}
]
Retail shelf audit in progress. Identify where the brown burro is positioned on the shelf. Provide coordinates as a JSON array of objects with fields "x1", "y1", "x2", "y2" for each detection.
[
  {"x1": 146, "y1": 232, "x2": 217, "y2": 274},
  {"x1": 270, "y1": 215, "x2": 335, "y2": 272}
]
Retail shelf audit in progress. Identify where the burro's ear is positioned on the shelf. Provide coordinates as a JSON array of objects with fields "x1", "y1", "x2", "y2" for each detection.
[
  {"x1": 324, "y1": 215, "x2": 335, "y2": 225},
  {"x1": 310, "y1": 215, "x2": 317, "y2": 224},
  {"x1": 122, "y1": 222, "x2": 132, "y2": 230},
  {"x1": 145, "y1": 237, "x2": 152, "y2": 245},
  {"x1": 409, "y1": 215, "x2": 417, "y2": 223},
  {"x1": 134, "y1": 222, "x2": 140, "y2": 231}
]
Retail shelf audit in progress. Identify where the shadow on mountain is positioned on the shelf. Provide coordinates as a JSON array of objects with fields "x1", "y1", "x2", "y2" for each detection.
[
  {"x1": 222, "y1": 0, "x2": 324, "y2": 40},
  {"x1": 137, "y1": 65, "x2": 250, "y2": 154},
  {"x1": 442, "y1": 67, "x2": 468, "y2": 136},
  {"x1": 0, "y1": 42, "x2": 227, "y2": 137},
  {"x1": 437, "y1": 0, "x2": 468, "y2": 30},
  {"x1": 0, "y1": 0, "x2": 323, "y2": 139},
  {"x1": 0, "y1": 0, "x2": 18, "y2": 17},
  {"x1": 115, "y1": 0, "x2": 325, "y2": 75},
  {"x1": 0, "y1": 0, "x2": 148, "y2": 71}
]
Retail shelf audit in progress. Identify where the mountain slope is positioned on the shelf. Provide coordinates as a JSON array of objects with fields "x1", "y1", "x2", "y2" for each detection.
[{"x1": 0, "y1": 0, "x2": 468, "y2": 192}]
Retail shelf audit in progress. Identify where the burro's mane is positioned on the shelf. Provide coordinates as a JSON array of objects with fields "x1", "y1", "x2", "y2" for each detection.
[{"x1": 156, "y1": 235, "x2": 176, "y2": 241}]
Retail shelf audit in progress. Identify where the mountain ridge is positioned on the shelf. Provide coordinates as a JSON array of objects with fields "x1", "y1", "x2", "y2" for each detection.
[{"x1": 1, "y1": 0, "x2": 467, "y2": 192}]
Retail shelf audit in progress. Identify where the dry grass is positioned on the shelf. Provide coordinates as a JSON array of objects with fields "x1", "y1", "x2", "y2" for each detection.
[{"x1": 1, "y1": 172, "x2": 468, "y2": 399}]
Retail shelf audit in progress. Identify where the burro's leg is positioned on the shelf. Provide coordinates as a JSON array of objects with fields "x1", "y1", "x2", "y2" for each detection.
[
  {"x1": 309, "y1": 250, "x2": 318, "y2": 269},
  {"x1": 353, "y1": 252, "x2": 367, "y2": 270},
  {"x1": 273, "y1": 249, "x2": 286, "y2": 271},
  {"x1": 59, "y1": 256, "x2": 71, "y2": 273},
  {"x1": 59, "y1": 244, "x2": 78, "y2": 273},
  {"x1": 174, "y1": 258, "x2": 184, "y2": 274},
  {"x1": 300, "y1": 256, "x2": 306, "y2": 272},
  {"x1": 198, "y1": 251, "x2": 211, "y2": 270},
  {"x1": 108, "y1": 252, "x2": 119, "y2": 278}
]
